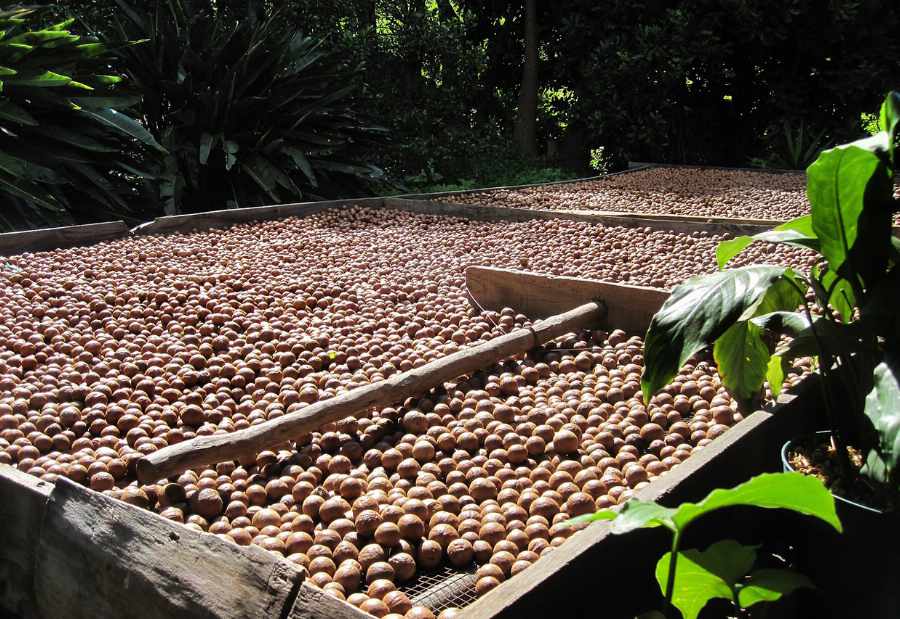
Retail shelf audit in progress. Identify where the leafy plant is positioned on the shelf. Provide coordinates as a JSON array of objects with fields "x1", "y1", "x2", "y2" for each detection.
[
  {"x1": 751, "y1": 119, "x2": 832, "y2": 170},
  {"x1": 110, "y1": 0, "x2": 384, "y2": 214},
  {"x1": 571, "y1": 473, "x2": 841, "y2": 619},
  {"x1": 0, "y1": 6, "x2": 160, "y2": 230},
  {"x1": 641, "y1": 92, "x2": 900, "y2": 498}
]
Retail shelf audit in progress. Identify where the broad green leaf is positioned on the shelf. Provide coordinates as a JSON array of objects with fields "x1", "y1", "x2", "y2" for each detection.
[
  {"x1": 818, "y1": 267, "x2": 856, "y2": 323},
  {"x1": 671, "y1": 473, "x2": 842, "y2": 533},
  {"x1": 78, "y1": 108, "x2": 165, "y2": 152},
  {"x1": 713, "y1": 321, "x2": 769, "y2": 403},
  {"x1": 92, "y1": 75, "x2": 123, "y2": 85},
  {"x1": 0, "y1": 66, "x2": 16, "y2": 76},
  {"x1": 642, "y1": 266, "x2": 789, "y2": 401},
  {"x1": 880, "y1": 91, "x2": 900, "y2": 162},
  {"x1": 571, "y1": 500, "x2": 676, "y2": 534},
  {"x1": 0, "y1": 99, "x2": 36, "y2": 125},
  {"x1": 199, "y1": 132, "x2": 216, "y2": 165},
  {"x1": 7, "y1": 70, "x2": 71, "y2": 87},
  {"x1": 742, "y1": 271, "x2": 804, "y2": 320},
  {"x1": 48, "y1": 18, "x2": 76, "y2": 31},
  {"x1": 224, "y1": 139, "x2": 239, "y2": 171},
  {"x1": 862, "y1": 356, "x2": 900, "y2": 486},
  {"x1": 807, "y1": 135, "x2": 892, "y2": 274},
  {"x1": 284, "y1": 145, "x2": 317, "y2": 186},
  {"x1": 655, "y1": 542, "x2": 749, "y2": 619},
  {"x1": 737, "y1": 568, "x2": 813, "y2": 608},
  {"x1": 765, "y1": 354, "x2": 786, "y2": 397},
  {"x1": 564, "y1": 510, "x2": 618, "y2": 527},
  {"x1": 715, "y1": 216, "x2": 819, "y2": 269},
  {"x1": 750, "y1": 311, "x2": 810, "y2": 336},
  {"x1": 716, "y1": 236, "x2": 754, "y2": 269}
]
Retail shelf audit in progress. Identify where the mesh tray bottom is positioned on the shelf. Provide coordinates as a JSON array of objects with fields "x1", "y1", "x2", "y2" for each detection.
[{"x1": 401, "y1": 564, "x2": 479, "y2": 612}]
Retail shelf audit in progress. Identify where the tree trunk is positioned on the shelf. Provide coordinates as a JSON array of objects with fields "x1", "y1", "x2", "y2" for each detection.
[
  {"x1": 514, "y1": 0, "x2": 539, "y2": 158},
  {"x1": 355, "y1": 0, "x2": 376, "y2": 31}
]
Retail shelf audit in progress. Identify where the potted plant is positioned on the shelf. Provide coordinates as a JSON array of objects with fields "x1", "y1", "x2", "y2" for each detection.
[{"x1": 637, "y1": 91, "x2": 899, "y2": 614}]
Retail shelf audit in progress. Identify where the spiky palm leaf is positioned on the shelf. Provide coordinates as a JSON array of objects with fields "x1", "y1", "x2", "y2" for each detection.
[
  {"x1": 112, "y1": 0, "x2": 384, "y2": 214},
  {"x1": 0, "y1": 6, "x2": 162, "y2": 230}
]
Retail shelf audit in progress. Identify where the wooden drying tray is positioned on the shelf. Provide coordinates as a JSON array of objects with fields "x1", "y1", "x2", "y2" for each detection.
[{"x1": 464, "y1": 266, "x2": 669, "y2": 333}]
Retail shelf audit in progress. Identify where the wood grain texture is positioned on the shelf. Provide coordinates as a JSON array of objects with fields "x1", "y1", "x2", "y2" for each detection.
[
  {"x1": 382, "y1": 197, "x2": 775, "y2": 238},
  {"x1": 0, "y1": 465, "x2": 53, "y2": 618},
  {"x1": 33, "y1": 477, "x2": 304, "y2": 619},
  {"x1": 137, "y1": 302, "x2": 605, "y2": 483},
  {"x1": 0, "y1": 221, "x2": 130, "y2": 256},
  {"x1": 130, "y1": 198, "x2": 382, "y2": 236},
  {"x1": 465, "y1": 266, "x2": 669, "y2": 334},
  {"x1": 288, "y1": 583, "x2": 368, "y2": 619}
]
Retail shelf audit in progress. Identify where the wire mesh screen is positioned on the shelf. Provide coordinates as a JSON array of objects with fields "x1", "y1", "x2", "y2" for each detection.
[{"x1": 401, "y1": 564, "x2": 479, "y2": 612}]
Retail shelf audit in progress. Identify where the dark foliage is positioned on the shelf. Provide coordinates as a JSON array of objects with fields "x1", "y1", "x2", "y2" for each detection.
[
  {"x1": 0, "y1": 6, "x2": 158, "y2": 230},
  {"x1": 109, "y1": 0, "x2": 383, "y2": 214}
]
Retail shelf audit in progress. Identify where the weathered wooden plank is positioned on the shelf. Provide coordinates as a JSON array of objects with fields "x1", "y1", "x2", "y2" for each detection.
[
  {"x1": 0, "y1": 221, "x2": 130, "y2": 256},
  {"x1": 0, "y1": 465, "x2": 53, "y2": 618},
  {"x1": 288, "y1": 583, "x2": 368, "y2": 619},
  {"x1": 131, "y1": 198, "x2": 382, "y2": 236},
  {"x1": 462, "y1": 385, "x2": 814, "y2": 619},
  {"x1": 33, "y1": 477, "x2": 305, "y2": 619},
  {"x1": 383, "y1": 197, "x2": 774, "y2": 237},
  {"x1": 395, "y1": 165, "x2": 652, "y2": 201},
  {"x1": 136, "y1": 301, "x2": 605, "y2": 483},
  {"x1": 465, "y1": 266, "x2": 669, "y2": 334}
]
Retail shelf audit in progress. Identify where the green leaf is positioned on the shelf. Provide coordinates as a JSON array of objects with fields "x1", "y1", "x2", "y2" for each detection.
[
  {"x1": 224, "y1": 140, "x2": 239, "y2": 171},
  {"x1": 716, "y1": 236, "x2": 754, "y2": 269},
  {"x1": 738, "y1": 568, "x2": 813, "y2": 608},
  {"x1": 879, "y1": 91, "x2": 900, "y2": 162},
  {"x1": 578, "y1": 500, "x2": 676, "y2": 534},
  {"x1": 765, "y1": 354, "x2": 786, "y2": 398},
  {"x1": 564, "y1": 510, "x2": 618, "y2": 527},
  {"x1": 655, "y1": 541, "x2": 755, "y2": 619},
  {"x1": 199, "y1": 132, "x2": 216, "y2": 165},
  {"x1": 862, "y1": 355, "x2": 900, "y2": 487},
  {"x1": 671, "y1": 473, "x2": 842, "y2": 533},
  {"x1": 642, "y1": 266, "x2": 789, "y2": 402},
  {"x1": 78, "y1": 108, "x2": 165, "y2": 152},
  {"x1": 750, "y1": 311, "x2": 810, "y2": 336},
  {"x1": 807, "y1": 135, "x2": 892, "y2": 274},
  {"x1": 818, "y1": 267, "x2": 856, "y2": 323},
  {"x1": 7, "y1": 70, "x2": 72, "y2": 87},
  {"x1": 0, "y1": 99, "x2": 36, "y2": 125},
  {"x1": 92, "y1": 75, "x2": 123, "y2": 85},
  {"x1": 713, "y1": 321, "x2": 770, "y2": 404},
  {"x1": 283, "y1": 145, "x2": 318, "y2": 186},
  {"x1": 715, "y1": 216, "x2": 820, "y2": 269}
]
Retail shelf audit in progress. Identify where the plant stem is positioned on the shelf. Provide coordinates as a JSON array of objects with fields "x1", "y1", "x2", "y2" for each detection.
[
  {"x1": 664, "y1": 529, "x2": 683, "y2": 618},
  {"x1": 787, "y1": 277, "x2": 854, "y2": 477}
]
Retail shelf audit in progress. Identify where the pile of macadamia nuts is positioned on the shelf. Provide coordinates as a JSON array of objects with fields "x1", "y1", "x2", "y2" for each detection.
[
  {"x1": 442, "y1": 167, "x2": 812, "y2": 221},
  {"x1": 0, "y1": 206, "x2": 811, "y2": 617}
]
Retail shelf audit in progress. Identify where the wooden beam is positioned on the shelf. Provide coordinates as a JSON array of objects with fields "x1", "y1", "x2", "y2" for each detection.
[
  {"x1": 0, "y1": 465, "x2": 53, "y2": 617},
  {"x1": 0, "y1": 221, "x2": 130, "y2": 256},
  {"x1": 288, "y1": 583, "x2": 368, "y2": 619},
  {"x1": 465, "y1": 266, "x2": 669, "y2": 334},
  {"x1": 33, "y1": 477, "x2": 305, "y2": 619},
  {"x1": 382, "y1": 198, "x2": 775, "y2": 238},
  {"x1": 136, "y1": 302, "x2": 605, "y2": 483},
  {"x1": 131, "y1": 198, "x2": 383, "y2": 236}
]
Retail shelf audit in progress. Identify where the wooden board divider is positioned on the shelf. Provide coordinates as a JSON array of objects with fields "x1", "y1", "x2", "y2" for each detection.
[
  {"x1": 382, "y1": 197, "x2": 774, "y2": 237},
  {"x1": 136, "y1": 301, "x2": 606, "y2": 483},
  {"x1": 465, "y1": 266, "x2": 669, "y2": 333},
  {"x1": 0, "y1": 221, "x2": 130, "y2": 256}
]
